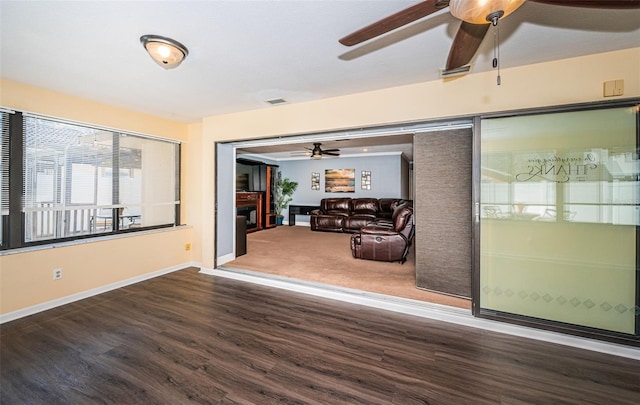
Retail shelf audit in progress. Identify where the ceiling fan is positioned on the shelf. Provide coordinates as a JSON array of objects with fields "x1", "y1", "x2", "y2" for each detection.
[
  {"x1": 339, "y1": 0, "x2": 640, "y2": 74},
  {"x1": 306, "y1": 143, "x2": 340, "y2": 159}
]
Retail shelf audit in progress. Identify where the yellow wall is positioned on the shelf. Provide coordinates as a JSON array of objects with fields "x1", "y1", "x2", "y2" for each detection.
[
  {"x1": 0, "y1": 80, "x2": 194, "y2": 318},
  {"x1": 0, "y1": 79, "x2": 187, "y2": 140},
  {"x1": 0, "y1": 229, "x2": 193, "y2": 314},
  {"x1": 198, "y1": 48, "x2": 640, "y2": 268},
  {"x1": 181, "y1": 122, "x2": 204, "y2": 262},
  {"x1": 2, "y1": 47, "x2": 639, "y2": 317}
]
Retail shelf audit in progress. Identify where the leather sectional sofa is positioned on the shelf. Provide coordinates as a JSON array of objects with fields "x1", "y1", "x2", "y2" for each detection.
[
  {"x1": 310, "y1": 197, "x2": 407, "y2": 233},
  {"x1": 309, "y1": 197, "x2": 414, "y2": 263}
]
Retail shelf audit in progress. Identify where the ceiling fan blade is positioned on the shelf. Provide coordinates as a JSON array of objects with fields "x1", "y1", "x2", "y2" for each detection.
[
  {"x1": 339, "y1": 0, "x2": 449, "y2": 46},
  {"x1": 322, "y1": 148, "x2": 340, "y2": 153},
  {"x1": 323, "y1": 151, "x2": 340, "y2": 156},
  {"x1": 445, "y1": 21, "x2": 490, "y2": 71},
  {"x1": 530, "y1": 0, "x2": 640, "y2": 8}
]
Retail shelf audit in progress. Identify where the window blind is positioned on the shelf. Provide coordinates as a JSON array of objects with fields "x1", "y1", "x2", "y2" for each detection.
[{"x1": 1, "y1": 111, "x2": 10, "y2": 245}]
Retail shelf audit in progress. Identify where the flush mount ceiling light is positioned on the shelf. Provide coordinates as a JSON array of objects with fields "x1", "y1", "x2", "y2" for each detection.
[{"x1": 140, "y1": 35, "x2": 189, "y2": 70}]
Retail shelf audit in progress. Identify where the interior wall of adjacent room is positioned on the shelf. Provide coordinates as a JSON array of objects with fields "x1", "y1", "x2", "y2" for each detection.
[
  {"x1": 401, "y1": 157, "x2": 411, "y2": 200},
  {"x1": 277, "y1": 154, "x2": 405, "y2": 217}
]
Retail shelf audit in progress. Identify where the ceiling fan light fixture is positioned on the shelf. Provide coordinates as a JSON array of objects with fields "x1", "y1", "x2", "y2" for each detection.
[
  {"x1": 308, "y1": 142, "x2": 340, "y2": 159},
  {"x1": 140, "y1": 35, "x2": 189, "y2": 70},
  {"x1": 311, "y1": 147, "x2": 323, "y2": 159},
  {"x1": 449, "y1": 0, "x2": 526, "y2": 24}
]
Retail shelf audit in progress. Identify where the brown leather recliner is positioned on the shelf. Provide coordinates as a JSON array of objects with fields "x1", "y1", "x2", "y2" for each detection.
[
  {"x1": 310, "y1": 198, "x2": 351, "y2": 232},
  {"x1": 342, "y1": 198, "x2": 378, "y2": 232},
  {"x1": 350, "y1": 204, "x2": 414, "y2": 263}
]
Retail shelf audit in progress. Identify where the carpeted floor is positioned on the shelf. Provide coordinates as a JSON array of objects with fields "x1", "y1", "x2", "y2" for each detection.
[{"x1": 225, "y1": 226, "x2": 471, "y2": 310}]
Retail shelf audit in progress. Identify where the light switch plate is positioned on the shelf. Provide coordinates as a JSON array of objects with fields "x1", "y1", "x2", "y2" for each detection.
[{"x1": 614, "y1": 80, "x2": 624, "y2": 96}]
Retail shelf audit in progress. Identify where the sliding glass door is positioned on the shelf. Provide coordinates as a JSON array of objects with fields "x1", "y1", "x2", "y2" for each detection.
[{"x1": 479, "y1": 105, "x2": 638, "y2": 338}]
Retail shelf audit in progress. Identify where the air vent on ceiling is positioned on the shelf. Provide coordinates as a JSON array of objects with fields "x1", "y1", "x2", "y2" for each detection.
[
  {"x1": 265, "y1": 98, "x2": 287, "y2": 105},
  {"x1": 440, "y1": 65, "x2": 471, "y2": 78}
]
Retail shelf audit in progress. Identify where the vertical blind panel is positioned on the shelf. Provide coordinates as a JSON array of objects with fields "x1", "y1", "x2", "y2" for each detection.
[
  {"x1": 1, "y1": 111, "x2": 9, "y2": 216},
  {"x1": 1, "y1": 111, "x2": 10, "y2": 246},
  {"x1": 414, "y1": 128, "x2": 473, "y2": 298}
]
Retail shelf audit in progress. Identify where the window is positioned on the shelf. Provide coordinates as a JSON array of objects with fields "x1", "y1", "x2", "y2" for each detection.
[{"x1": 0, "y1": 112, "x2": 180, "y2": 248}]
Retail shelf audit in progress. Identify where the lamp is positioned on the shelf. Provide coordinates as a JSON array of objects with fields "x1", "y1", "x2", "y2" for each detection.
[
  {"x1": 140, "y1": 35, "x2": 189, "y2": 69},
  {"x1": 449, "y1": 0, "x2": 526, "y2": 25}
]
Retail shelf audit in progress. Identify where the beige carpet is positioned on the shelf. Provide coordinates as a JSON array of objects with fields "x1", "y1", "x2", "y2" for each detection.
[{"x1": 225, "y1": 226, "x2": 471, "y2": 310}]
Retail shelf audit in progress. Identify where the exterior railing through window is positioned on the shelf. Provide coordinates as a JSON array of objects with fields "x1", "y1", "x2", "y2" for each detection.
[{"x1": 23, "y1": 204, "x2": 140, "y2": 242}]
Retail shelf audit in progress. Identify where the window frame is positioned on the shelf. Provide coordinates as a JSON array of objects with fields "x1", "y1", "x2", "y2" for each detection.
[{"x1": 0, "y1": 110, "x2": 181, "y2": 250}]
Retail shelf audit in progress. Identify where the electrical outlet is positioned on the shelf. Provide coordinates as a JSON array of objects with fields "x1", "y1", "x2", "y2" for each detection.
[
  {"x1": 185, "y1": 243, "x2": 191, "y2": 251},
  {"x1": 53, "y1": 268, "x2": 63, "y2": 280}
]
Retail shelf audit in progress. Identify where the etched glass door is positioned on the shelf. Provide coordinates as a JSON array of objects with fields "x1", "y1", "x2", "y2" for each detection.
[{"x1": 479, "y1": 105, "x2": 638, "y2": 336}]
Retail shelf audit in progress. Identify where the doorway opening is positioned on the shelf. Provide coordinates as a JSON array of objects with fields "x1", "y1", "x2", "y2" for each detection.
[{"x1": 215, "y1": 119, "x2": 474, "y2": 310}]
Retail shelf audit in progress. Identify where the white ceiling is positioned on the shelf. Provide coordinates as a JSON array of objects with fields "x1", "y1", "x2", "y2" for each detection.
[{"x1": 2, "y1": 1, "x2": 639, "y2": 159}]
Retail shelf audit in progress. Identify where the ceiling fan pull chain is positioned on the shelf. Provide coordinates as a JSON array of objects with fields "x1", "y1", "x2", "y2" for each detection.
[{"x1": 492, "y1": 18, "x2": 501, "y2": 86}]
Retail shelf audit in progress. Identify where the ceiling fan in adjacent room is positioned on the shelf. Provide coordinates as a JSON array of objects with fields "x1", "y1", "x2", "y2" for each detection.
[
  {"x1": 306, "y1": 143, "x2": 340, "y2": 159},
  {"x1": 339, "y1": 0, "x2": 640, "y2": 75}
]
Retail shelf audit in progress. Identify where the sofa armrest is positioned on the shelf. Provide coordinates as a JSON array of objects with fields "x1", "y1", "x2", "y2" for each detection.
[
  {"x1": 369, "y1": 218, "x2": 393, "y2": 227},
  {"x1": 360, "y1": 225, "x2": 405, "y2": 238}
]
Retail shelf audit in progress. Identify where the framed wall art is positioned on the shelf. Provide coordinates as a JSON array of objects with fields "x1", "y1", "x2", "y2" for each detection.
[
  {"x1": 325, "y1": 168, "x2": 355, "y2": 193},
  {"x1": 311, "y1": 172, "x2": 320, "y2": 190},
  {"x1": 361, "y1": 170, "x2": 371, "y2": 190}
]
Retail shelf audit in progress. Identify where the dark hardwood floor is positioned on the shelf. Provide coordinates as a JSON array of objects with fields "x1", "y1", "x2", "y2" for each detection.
[{"x1": 1, "y1": 267, "x2": 639, "y2": 404}]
